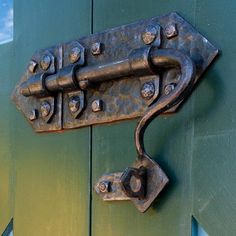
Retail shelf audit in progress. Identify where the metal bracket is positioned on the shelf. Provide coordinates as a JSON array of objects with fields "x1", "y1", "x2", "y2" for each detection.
[
  {"x1": 12, "y1": 12, "x2": 218, "y2": 212},
  {"x1": 95, "y1": 157, "x2": 169, "y2": 213}
]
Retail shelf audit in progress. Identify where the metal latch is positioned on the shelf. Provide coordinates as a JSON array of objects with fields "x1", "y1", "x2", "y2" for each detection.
[{"x1": 12, "y1": 12, "x2": 218, "y2": 212}]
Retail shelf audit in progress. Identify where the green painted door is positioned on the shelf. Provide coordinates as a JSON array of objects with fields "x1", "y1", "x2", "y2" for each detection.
[
  {"x1": 0, "y1": 0, "x2": 91, "y2": 235},
  {"x1": 0, "y1": 0, "x2": 236, "y2": 236}
]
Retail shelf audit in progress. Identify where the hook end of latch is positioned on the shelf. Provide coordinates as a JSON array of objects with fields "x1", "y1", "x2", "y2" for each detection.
[{"x1": 94, "y1": 155, "x2": 169, "y2": 213}]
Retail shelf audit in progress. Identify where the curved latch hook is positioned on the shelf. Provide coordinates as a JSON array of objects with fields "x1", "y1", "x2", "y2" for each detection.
[
  {"x1": 95, "y1": 48, "x2": 196, "y2": 213},
  {"x1": 136, "y1": 48, "x2": 196, "y2": 159}
]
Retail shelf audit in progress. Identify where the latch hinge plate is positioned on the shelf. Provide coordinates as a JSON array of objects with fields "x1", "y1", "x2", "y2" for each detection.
[{"x1": 12, "y1": 12, "x2": 218, "y2": 132}]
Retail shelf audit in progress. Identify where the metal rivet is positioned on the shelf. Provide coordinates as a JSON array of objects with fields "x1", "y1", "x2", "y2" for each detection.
[
  {"x1": 40, "y1": 101, "x2": 51, "y2": 118},
  {"x1": 91, "y1": 42, "x2": 102, "y2": 55},
  {"x1": 29, "y1": 109, "x2": 38, "y2": 121},
  {"x1": 165, "y1": 24, "x2": 178, "y2": 39},
  {"x1": 141, "y1": 82, "x2": 155, "y2": 100},
  {"x1": 164, "y1": 84, "x2": 175, "y2": 95},
  {"x1": 92, "y1": 99, "x2": 103, "y2": 112},
  {"x1": 98, "y1": 181, "x2": 110, "y2": 193},
  {"x1": 79, "y1": 80, "x2": 89, "y2": 90},
  {"x1": 28, "y1": 60, "x2": 38, "y2": 73},
  {"x1": 68, "y1": 96, "x2": 80, "y2": 113},
  {"x1": 142, "y1": 25, "x2": 157, "y2": 45},
  {"x1": 69, "y1": 47, "x2": 81, "y2": 63},
  {"x1": 40, "y1": 54, "x2": 51, "y2": 71}
]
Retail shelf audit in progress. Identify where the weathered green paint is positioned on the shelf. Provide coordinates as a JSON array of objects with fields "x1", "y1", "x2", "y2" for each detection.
[
  {"x1": 91, "y1": 1, "x2": 235, "y2": 236},
  {"x1": 91, "y1": 1, "x2": 195, "y2": 236},
  {"x1": 0, "y1": 0, "x2": 91, "y2": 235},
  {"x1": 1, "y1": 0, "x2": 236, "y2": 235},
  {"x1": 192, "y1": 1, "x2": 236, "y2": 235},
  {"x1": 0, "y1": 42, "x2": 14, "y2": 234}
]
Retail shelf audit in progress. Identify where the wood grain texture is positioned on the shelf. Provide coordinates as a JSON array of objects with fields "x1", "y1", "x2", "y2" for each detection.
[
  {"x1": 192, "y1": 0, "x2": 236, "y2": 235},
  {"x1": 0, "y1": 42, "x2": 14, "y2": 234},
  {"x1": 0, "y1": 0, "x2": 91, "y2": 235},
  {"x1": 91, "y1": 1, "x2": 196, "y2": 235}
]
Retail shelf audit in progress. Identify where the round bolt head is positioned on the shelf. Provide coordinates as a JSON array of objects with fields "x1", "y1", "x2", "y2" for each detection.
[
  {"x1": 98, "y1": 181, "x2": 110, "y2": 193},
  {"x1": 120, "y1": 167, "x2": 146, "y2": 199},
  {"x1": 79, "y1": 80, "x2": 89, "y2": 90},
  {"x1": 40, "y1": 54, "x2": 51, "y2": 71},
  {"x1": 142, "y1": 25, "x2": 157, "y2": 45},
  {"x1": 68, "y1": 96, "x2": 80, "y2": 113},
  {"x1": 130, "y1": 175, "x2": 142, "y2": 193},
  {"x1": 69, "y1": 46, "x2": 81, "y2": 63},
  {"x1": 164, "y1": 84, "x2": 175, "y2": 95},
  {"x1": 91, "y1": 42, "x2": 102, "y2": 55},
  {"x1": 28, "y1": 60, "x2": 38, "y2": 73},
  {"x1": 92, "y1": 99, "x2": 103, "y2": 112},
  {"x1": 165, "y1": 24, "x2": 178, "y2": 39},
  {"x1": 40, "y1": 101, "x2": 51, "y2": 118},
  {"x1": 29, "y1": 109, "x2": 38, "y2": 121},
  {"x1": 141, "y1": 82, "x2": 155, "y2": 100}
]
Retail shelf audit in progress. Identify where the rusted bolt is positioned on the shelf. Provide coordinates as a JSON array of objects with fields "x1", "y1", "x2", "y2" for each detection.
[
  {"x1": 40, "y1": 54, "x2": 51, "y2": 71},
  {"x1": 120, "y1": 167, "x2": 146, "y2": 199},
  {"x1": 29, "y1": 109, "x2": 38, "y2": 121},
  {"x1": 40, "y1": 101, "x2": 51, "y2": 118},
  {"x1": 92, "y1": 99, "x2": 103, "y2": 112},
  {"x1": 79, "y1": 80, "x2": 90, "y2": 90},
  {"x1": 165, "y1": 24, "x2": 178, "y2": 39},
  {"x1": 164, "y1": 84, "x2": 175, "y2": 95},
  {"x1": 91, "y1": 42, "x2": 102, "y2": 55},
  {"x1": 69, "y1": 46, "x2": 81, "y2": 63},
  {"x1": 68, "y1": 96, "x2": 80, "y2": 113},
  {"x1": 28, "y1": 60, "x2": 37, "y2": 73},
  {"x1": 98, "y1": 181, "x2": 110, "y2": 193},
  {"x1": 130, "y1": 175, "x2": 142, "y2": 193},
  {"x1": 141, "y1": 82, "x2": 155, "y2": 100},
  {"x1": 142, "y1": 25, "x2": 157, "y2": 45}
]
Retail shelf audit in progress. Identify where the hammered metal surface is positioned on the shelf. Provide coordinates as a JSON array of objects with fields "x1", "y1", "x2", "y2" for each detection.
[
  {"x1": 12, "y1": 47, "x2": 63, "y2": 132},
  {"x1": 12, "y1": 12, "x2": 218, "y2": 132}
]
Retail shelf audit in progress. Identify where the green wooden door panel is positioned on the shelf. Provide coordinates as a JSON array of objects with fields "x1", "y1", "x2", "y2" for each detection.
[
  {"x1": 0, "y1": 42, "x2": 14, "y2": 234},
  {"x1": 1, "y1": 0, "x2": 92, "y2": 235},
  {"x1": 193, "y1": 0, "x2": 236, "y2": 136},
  {"x1": 193, "y1": 135, "x2": 236, "y2": 236},
  {"x1": 91, "y1": 1, "x2": 196, "y2": 235},
  {"x1": 192, "y1": 1, "x2": 236, "y2": 235}
]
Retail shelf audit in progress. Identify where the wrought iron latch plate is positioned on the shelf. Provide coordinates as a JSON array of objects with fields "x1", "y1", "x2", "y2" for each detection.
[
  {"x1": 12, "y1": 12, "x2": 218, "y2": 213},
  {"x1": 12, "y1": 12, "x2": 217, "y2": 132}
]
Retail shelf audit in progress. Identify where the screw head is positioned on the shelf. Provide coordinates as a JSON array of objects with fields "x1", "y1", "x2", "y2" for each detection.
[
  {"x1": 40, "y1": 54, "x2": 51, "y2": 71},
  {"x1": 29, "y1": 109, "x2": 38, "y2": 121},
  {"x1": 68, "y1": 96, "x2": 80, "y2": 113},
  {"x1": 141, "y1": 82, "x2": 155, "y2": 100},
  {"x1": 91, "y1": 42, "x2": 102, "y2": 55},
  {"x1": 69, "y1": 46, "x2": 81, "y2": 63},
  {"x1": 142, "y1": 25, "x2": 157, "y2": 45},
  {"x1": 79, "y1": 80, "x2": 89, "y2": 90},
  {"x1": 165, "y1": 24, "x2": 178, "y2": 39},
  {"x1": 40, "y1": 101, "x2": 51, "y2": 118},
  {"x1": 164, "y1": 84, "x2": 175, "y2": 95},
  {"x1": 91, "y1": 99, "x2": 103, "y2": 112},
  {"x1": 28, "y1": 60, "x2": 38, "y2": 73},
  {"x1": 98, "y1": 181, "x2": 110, "y2": 193}
]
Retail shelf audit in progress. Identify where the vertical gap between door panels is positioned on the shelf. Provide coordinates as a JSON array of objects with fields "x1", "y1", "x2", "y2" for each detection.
[
  {"x1": 88, "y1": 0, "x2": 94, "y2": 235},
  {"x1": 190, "y1": 0, "x2": 198, "y2": 228}
]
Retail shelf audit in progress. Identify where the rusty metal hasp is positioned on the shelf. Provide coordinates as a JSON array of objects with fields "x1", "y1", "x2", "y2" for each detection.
[{"x1": 12, "y1": 12, "x2": 218, "y2": 212}]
